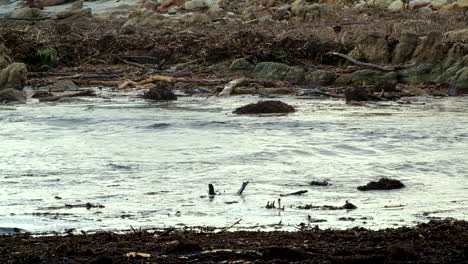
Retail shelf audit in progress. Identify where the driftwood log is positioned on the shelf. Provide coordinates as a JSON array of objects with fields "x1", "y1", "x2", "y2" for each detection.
[{"x1": 38, "y1": 89, "x2": 95, "y2": 102}]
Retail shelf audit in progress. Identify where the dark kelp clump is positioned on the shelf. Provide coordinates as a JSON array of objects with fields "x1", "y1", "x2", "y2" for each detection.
[
  {"x1": 358, "y1": 178, "x2": 405, "y2": 191},
  {"x1": 233, "y1": 100, "x2": 295, "y2": 115},
  {"x1": 143, "y1": 83, "x2": 177, "y2": 101}
]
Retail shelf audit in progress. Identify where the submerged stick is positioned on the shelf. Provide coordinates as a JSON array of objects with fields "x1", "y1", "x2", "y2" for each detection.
[
  {"x1": 327, "y1": 52, "x2": 395, "y2": 71},
  {"x1": 208, "y1": 184, "x2": 216, "y2": 196},
  {"x1": 280, "y1": 190, "x2": 308, "y2": 197},
  {"x1": 236, "y1": 181, "x2": 249, "y2": 195}
]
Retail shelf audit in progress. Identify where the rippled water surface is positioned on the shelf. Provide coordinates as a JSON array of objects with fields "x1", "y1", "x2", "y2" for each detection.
[{"x1": 1, "y1": 94, "x2": 467, "y2": 233}]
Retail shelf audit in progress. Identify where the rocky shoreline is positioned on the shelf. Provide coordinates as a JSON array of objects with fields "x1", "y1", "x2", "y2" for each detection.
[
  {"x1": 1, "y1": 0, "x2": 468, "y2": 105},
  {"x1": 1, "y1": 219, "x2": 467, "y2": 263}
]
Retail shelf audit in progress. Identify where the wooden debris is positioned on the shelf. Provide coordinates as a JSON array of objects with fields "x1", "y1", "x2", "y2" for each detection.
[
  {"x1": 208, "y1": 184, "x2": 215, "y2": 196},
  {"x1": 237, "y1": 181, "x2": 249, "y2": 195},
  {"x1": 218, "y1": 78, "x2": 245, "y2": 97},
  {"x1": 327, "y1": 52, "x2": 396, "y2": 71},
  {"x1": 280, "y1": 190, "x2": 308, "y2": 197},
  {"x1": 39, "y1": 90, "x2": 95, "y2": 102}
]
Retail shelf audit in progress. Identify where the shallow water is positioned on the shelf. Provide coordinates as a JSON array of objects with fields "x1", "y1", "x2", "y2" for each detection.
[{"x1": 1, "y1": 93, "x2": 468, "y2": 233}]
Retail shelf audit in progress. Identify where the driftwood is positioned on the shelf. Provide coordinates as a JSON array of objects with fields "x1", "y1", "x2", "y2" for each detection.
[
  {"x1": 237, "y1": 181, "x2": 249, "y2": 195},
  {"x1": 218, "y1": 78, "x2": 246, "y2": 97},
  {"x1": 327, "y1": 52, "x2": 395, "y2": 71},
  {"x1": 39, "y1": 90, "x2": 95, "y2": 102},
  {"x1": 280, "y1": 190, "x2": 308, "y2": 197},
  {"x1": 118, "y1": 75, "x2": 225, "y2": 90}
]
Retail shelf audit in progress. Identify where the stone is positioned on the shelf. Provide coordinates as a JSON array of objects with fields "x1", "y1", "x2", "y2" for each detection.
[
  {"x1": 140, "y1": 0, "x2": 160, "y2": 11},
  {"x1": 184, "y1": 13, "x2": 210, "y2": 24},
  {"x1": 418, "y1": 6, "x2": 433, "y2": 12},
  {"x1": 50, "y1": 80, "x2": 79, "y2": 92},
  {"x1": 233, "y1": 100, "x2": 295, "y2": 115},
  {"x1": 0, "y1": 63, "x2": 27, "y2": 91},
  {"x1": 409, "y1": 0, "x2": 430, "y2": 9},
  {"x1": 357, "y1": 178, "x2": 405, "y2": 191},
  {"x1": 253, "y1": 62, "x2": 304, "y2": 80},
  {"x1": 71, "y1": 0, "x2": 84, "y2": 10},
  {"x1": 387, "y1": 0, "x2": 404, "y2": 11},
  {"x1": 412, "y1": 31, "x2": 446, "y2": 63},
  {"x1": 55, "y1": 8, "x2": 93, "y2": 21},
  {"x1": 0, "y1": 88, "x2": 26, "y2": 103},
  {"x1": 440, "y1": 0, "x2": 468, "y2": 10},
  {"x1": 435, "y1": 55, "x2": 468, "y2": 83},
  {"x1": 431, "y1": 0, "x2": 449, "y2": 9},
  {"x1": 350, "y1": 69, "x2": 383, "y2": 85},
  {"x1": 290, "y1": 0, "x2": 330, "y2": 22},
  {"x1": 335, "y1": 74, "x2": 353, "y2": 85},
  {"x1": 229, "y1": 58, "x2": 255, "y2": 72},
  {"x1": 143, "y1": 84, "x2": 177, "y2": 100},
  {"x1": 454, "y1": 67, "x2": 468, "y2": 89},
  {"x1": 392, "y1": 31, "x2": 418, "y2": 64},
  {"x1": 11, "y1": 7, "x2": 44, "y2": 19},
  {"x1": 407, "y1": 87, "x2": 428, "y2": 96},
  {"x1": 442, "y1": 43, "x2": 468, "y2": 69},
  {"x1": 184, "y1": 0, "x2": 207, "y2": 10},
  {"x1": 348, "y1": 32, "x2": 390, "y2": 63},
  {"x1": 372, "y1": 0, "x2": 394, "y2": 8},
  {"x1": 124, "y1": 11, "x2": 169, "y2": 27},
  {"x1": 445, "y1": 29, "x2": 468, "y2": 42},
  {"x1": 305, "y1": 70, "x2": 336, "y2": 86},
  {"x1": 399, "y1": 63, "x2": 436, "y2": 84}
]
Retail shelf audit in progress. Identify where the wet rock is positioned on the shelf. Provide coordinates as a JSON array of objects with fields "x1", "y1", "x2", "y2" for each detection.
[
  {"x1": 10, "y1": 7, "x2": 44, "y2": 19},
  {"x1": 253, "y1": 62, "x2": 304, "y2": 80},
  {"x1": 348, "y1": 32, "x2": 390, "y2": 63},
  {"x1": 309, "y1": 180, "x2": 330, "y2": 186},
  {"x1": 124, "y1": 10, "x2": 169, "y2": 27},
  {"x1": 0, "y1": 63, "x2": 27, "y2": 91},
  {"x1": 233, "y1": 100, "x2": 295, "y2": 115},
  {"x1": 392, "y1": 31, "x2": 418, "y2": 64},
  {"x1": 343, "y1": 200, "x2": 357, "y2": 209},
  {"x1": 412, "y1": 31, "x2": 446, "y2": 63},
  {"x1": 56, "y1": 8, "x2": 93, "y2": 21},
  {"x1": 140, "y1": 0, "x2": 160, "y2": 11},
  {"x1": 345, "y1": 86, "x2": 382, "y2": 103},
  {"x1": 407, "y1": 87, "x2": 428, "y2": 96},
  {"x1": 0, "y1": 88, "x2": 26, "y2": 103},
  {"x1": 143, "y1": 83, "x2": 177, "y2": 101},
  {"x1": 305, "y1": 70, "x2": 336, "y2": 86},
  {"x1": 50, "y1": 80, "x2": 79, "y2": 92},
  {"x1": 357, "y1": 178, "x2": 405, "y2": 191},
  {"x1": 229, "y1": 58, "x2": 255, "y2": 72}
]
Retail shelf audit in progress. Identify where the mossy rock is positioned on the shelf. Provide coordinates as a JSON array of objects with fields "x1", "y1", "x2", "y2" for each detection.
[
  {"x1": 229, "y1": 58, "x2": 255, "y2": 72},
  {"x1": 453, "y1": 67, "x2": 468, "y2": 90},
  {"x1": 0, "y1": 63, "x2": 27, "y2": 91},
  {"x1": 253, "y1": 62, "x2": 304, "y2": 81},
  {"x1": 233, "y1": 100, "x2": 295, "y2": 115},
  {"x1": 305, "y1": 70, "x2": 336, "y2": 86},
  {"x1": 0, "y1": 88, "x2": 26, "y2": 104},
  {"x1": 0, "y1": 44, "x2": 13, "y2": 70},
  {"x1": 350, "y1": 70, "x2": 383, "y2": 85}
]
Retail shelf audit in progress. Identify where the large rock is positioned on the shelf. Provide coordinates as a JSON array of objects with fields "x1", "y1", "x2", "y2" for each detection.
[
  {"x1": 442, "y1": 43, "x2": 468, "y2": 69},
  {"x1": 305, "y1": 70, "x2": 336, "y2": 86},
  {"x1": 229, "y1": 58, "x2": 255, "y2": 72},
  {"x1": 0, "y1": 88, "x2": 26, "y2": 103},
  {"x1": 350, "y1": 69, "x2": 383, "y2": 85},
  {"x1": 412, "y1": 31, "x2": 446, "y2": 63},
  {"x1": 253, "y1": 62, "x2": 304, "y2": 80},
  {"x1": 39, "y1": 0, "x2": 66, "y2": 7},
  {"x1": 436, "y1": 54, "x2": 468, "y2": 83},
  {"x1": 399, "y1": 63, "x2": 436, "y2": 84},
  {"x1": 124, "y1": 10, "x2": 169, "y2": 27},
  {"x1": 387, "y1": 0, "x2": 404, "y2": 11},
  {"x1": 392, "y1": 31, "x2": 418, "y2": 64},
  {"x1": 348, "y1": 32, "x2": 390, "y2": 63},
  {"x1": 184, "y1": 0, "x2": 207, "y2": 10},
  {"x1": 440, "y1": 0, "x2": 468, "y2": 10},
  {"x1": 445, "y1": 29, "x2": 468, "y2": 42},
  {"x1": 50, "y1": 80, "x2": 79, "y2": 92},
  {"x1": 0, "y1": 63, "x2": 27, "y2": 91},
  {"x1": 453, "y1": 67, "x2": 468, "y2": 90}
]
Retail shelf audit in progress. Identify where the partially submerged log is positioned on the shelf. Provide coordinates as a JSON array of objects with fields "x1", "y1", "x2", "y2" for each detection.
[
  {"x1": 233, "y1": 100, "x2": 295, "y2": 115},
  {"x1": 38, "y1": 89, "x2": 95, "y2": 102},
  {"x1": 218, "y1": 78, "x2": 245, "y2": 97},
  {"x1": 237, "y1": 181, "x2": 249, "y2": 195}
]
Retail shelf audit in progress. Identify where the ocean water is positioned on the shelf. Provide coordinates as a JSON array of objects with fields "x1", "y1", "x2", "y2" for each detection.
[{"x1": 1, "y1": 93, "x2": 467, "y2": 233}]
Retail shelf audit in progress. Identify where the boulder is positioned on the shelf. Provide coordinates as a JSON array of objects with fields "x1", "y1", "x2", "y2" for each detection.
[
  {"x1": 0, "y1": 88, "x2": 26, "y2": 103},
  {"x1": 357, "y1": 178, "x2": 405, "y2": 191},
  {"x1": 348, "y1": 32, "x2": 391, "y2": 63},
  {"x1": 350, "y1": 69, "x2": 383, "y2": 85},
  {"x1": 253, "y1": 62, "x2": 304, "y2": 80},
  {"x1": 442, "y1": 43, "x2": 468, "y2": 69},
  {"x1": 229, "y1": 58, "x2": 255, "y2": 72},
  {"x1": 233, "y1": 100, "x2": 295, "y2": 115},
  {"x1": 409, "y1": 0, "x2": 431, "y2": 9},
  {"x1": 445, "y1": 29, "x2": 468, "y2": 42},
  {"x1": 372, "y1": 0, "x2": 394, "y2": 8},
  {"x1": 412, "y1": 31, "x2": 446, "y2": 63},
  {"x1": 399, "y1": 63, "x2": 436, "y2": 84},
  {"x1": 143, "y1": 83, "x2": 177, "y2": 100},
  {"x1": 344, "y1": 86, "x2": 382, "y2": 103},
  {"x1": 184, "y1": 13, "x2": 210, "y2": 24},
  {"x1": 440, "y1": 0, "x2": 468, "y2": 10},
  {"x1": 50, "y1": 80, "x2": 79, "y2": 92},
  {"x1": 10, "y1": 7, "x2": 44, "y2": 19},
  {"x1": 436, "y1": 54, "x2": 468, "y2": 83},
  {"x1": 392, "y1": 31, "x2": 419, "y2": 64},
  {"x1": 184, "y1": 0, "x2": 207, "y2": 10},
  {"x1": 305, "y1": 70, "x2": 336, "y2": 86},
  {"x1": 387, "y1": 0, "x2": 404, "y2": 10},
  {"x1": 453, "y1": 67, "x2": 468, "y2": 90},
  {"x1": 0, "y1": 63, "x2": 27, "y2": 91},
  {"x1": 140, "y1": 0, "x2": 160, "y2": 11},
  {"x1": 124, "y1": 10, "x2": 169, "y2": 27},
  {"x1": 290, "y1": 0, "x2": 330, "y2": 22},
  {"x1": 431, "y1": 0, "x2": 449, "y2": 9}
]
